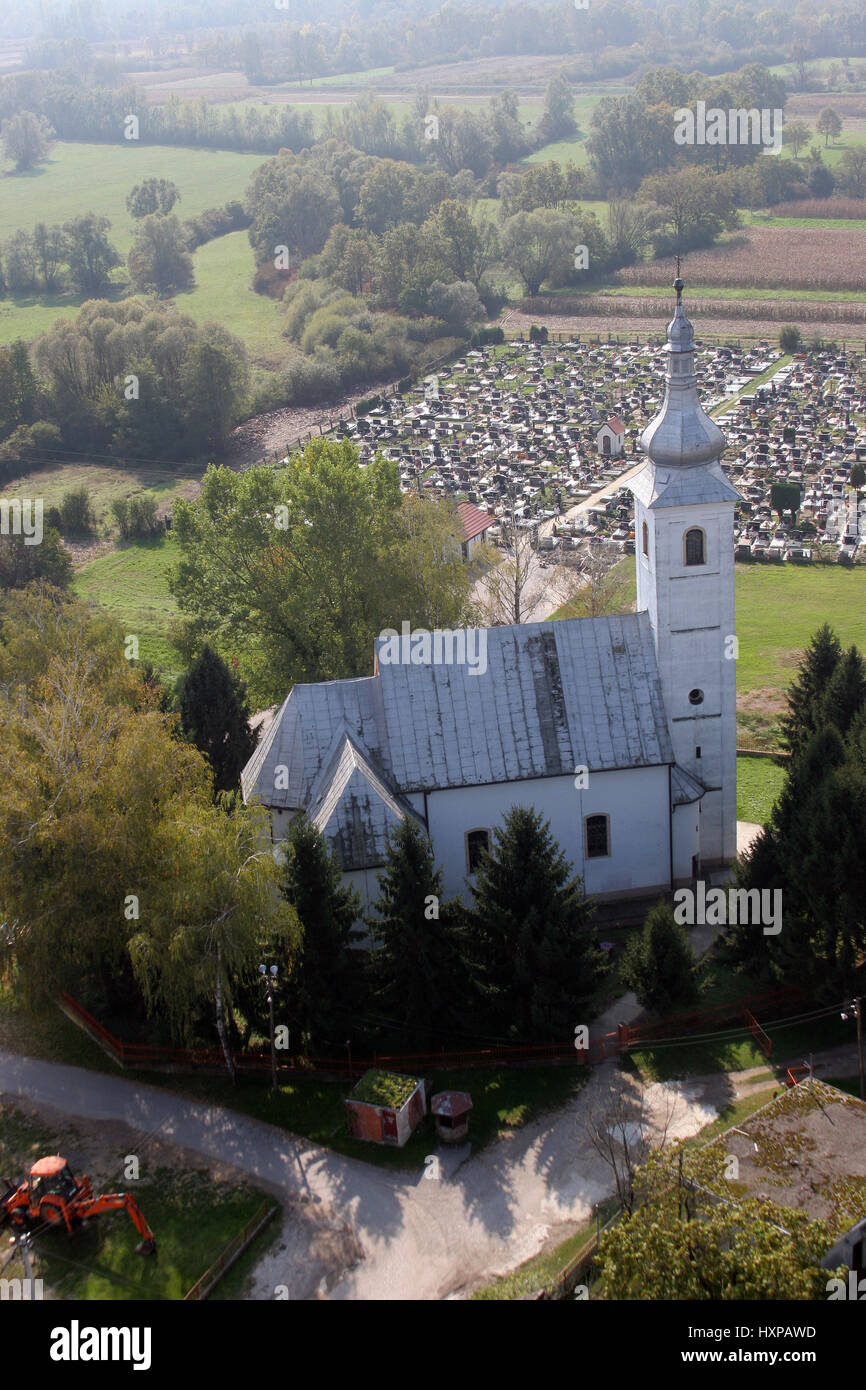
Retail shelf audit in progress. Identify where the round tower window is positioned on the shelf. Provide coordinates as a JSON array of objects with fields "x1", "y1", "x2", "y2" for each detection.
[{"x1": 688, "y1": 689, "x2": 704, "y2": 706}]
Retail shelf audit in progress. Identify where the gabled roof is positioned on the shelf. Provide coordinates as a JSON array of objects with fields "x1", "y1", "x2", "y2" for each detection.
[
  {"x1": 307, "y1": 729, "x2": 424, "y2": 870},
  {"x1": 375, "y1": 613, "x2": 673, "y2": 792},
  {"x1": 242, "y1": 615, "x2": 676, "y2": 837},
  {"x1": 241, "y1": 675, "x2": 387, "y2": 811},
  {"x1": 605, "y1": 416, "x2": 625, "y2": 435},
  {"x1": 456, "y1": 499, "x2": 493, "y2": 541}
]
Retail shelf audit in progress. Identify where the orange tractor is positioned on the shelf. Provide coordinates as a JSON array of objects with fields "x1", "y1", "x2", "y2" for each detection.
[{"x1": 0, "y1": 1156, "x2": 157, "y2": 1255}]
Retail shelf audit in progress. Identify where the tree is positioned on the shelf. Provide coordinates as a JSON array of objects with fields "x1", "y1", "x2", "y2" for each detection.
[
  {"x1": 839, "y1": 146, "x2": 866, "y2": 198},
  {"x1": 595, "y1": 1146, "x2": 837, "y2": 1300},
  {"x1": 179, "y1": 327, "x2": 249, "y2": 451},
  {"x1": 779, "y1": 324, "x2": 802, "y2": 352},
  {"x1": 128, "y1": 214, "x2": 195, "y2": 296},
  {"x1": 501, "y1": 208, "x2": 578, "y2": 296},
  {"x1": 279, "y1": 814, "x2": 361, "y2": 1053},
  {"x1": 780, "y1": 623, "x2": 842, "y2": 758},
  {"x1": 170, "y1": 441, "x2": 475, "y2": 704},
  {"x1": 808, "y1": 161, "x2": 835, "y2": 197},
  {"x1": 1, "y1": 110, "x2": 53, "y2": 171},
  {"x1": 783, "y1": 120, "x2": 812, "y2": 158},
  {"x1": 426, "y1": 279, "x2": 485, "y2": 332},
  {"x1": 816, "y1": 107, "x2": 843, "y2": 147},
  {"x1": 466, "y1": 806, "x2": 604, "y2": 1039},
  {"x1": 0, "y1": 588, "x2": 211, "y2": 1014},
  {"x1": 770, "y1": 480, "x2": 802, "y2": 520},
  {"x1": 31, "y1": 223, "x2": 65, "y2": 292},
  {"x1": 368, "y1": 818, "x2": 465, "y2": 1049},
  {"x1": 129, "y1": 798, "x2": 298, "y2": 1083},
  {"x1": 554, "y1": 545, "x2": 634, "y2": 620},
  {"x1": 538, "y1": 72, "x2": 576, "y2": 144},
  {"x1": 431, "y1": 199, "x2": 499, "y2": 288},
  {"x1": 179, "y1": 644, "x2": 258, "y2": 793},
  {"x1": 620, "y1": 901, "x2": 698, "y2": 1014},
  {"x1": 62, "y1": 214, "x2": 121, "y2": 294},
  {"x1": 0, "y1": 527, "x2": 72, "y2": 590},
  {"x1": 126, "y1": 178, "x2": 181, "y2": 219},
  {"x1": 817, "y1": 645, "x2": 866, "y2": 741},
  {"x1": 850, "y1": 463, "x2": 865, "y2": 509},
  {"x1": 641, "y1": 167, "x2": 738, "y2": 254},
  {"x1": 585, "y1": 1079, "x2": 682, "y2": 1214},
  {"x1": 478, "y1": 515, "x2": 545, "y2": 626}
]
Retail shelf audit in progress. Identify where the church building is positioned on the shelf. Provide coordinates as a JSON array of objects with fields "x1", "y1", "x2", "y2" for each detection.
[{"x1": 241, "y1": 282, "x2": 740, "y2": 911}]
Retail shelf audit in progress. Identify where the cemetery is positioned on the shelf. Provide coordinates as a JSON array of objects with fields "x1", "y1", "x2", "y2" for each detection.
[{"x1": 334, "y1": 340, "x2": 866, "y2": 565}]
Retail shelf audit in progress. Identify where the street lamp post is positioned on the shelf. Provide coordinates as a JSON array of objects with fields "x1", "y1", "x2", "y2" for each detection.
[
  {"x1": 841, "y1": 997, "x2": 864, "y2": 1101},
  {"x1": 259, "y1": 963, "x2": 279, "y2": 1093}
]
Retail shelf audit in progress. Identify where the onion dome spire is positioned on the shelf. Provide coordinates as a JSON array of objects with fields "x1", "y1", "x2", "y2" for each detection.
[{"x1": 639, "y1": 277, "x2": 726, "y2": 469}]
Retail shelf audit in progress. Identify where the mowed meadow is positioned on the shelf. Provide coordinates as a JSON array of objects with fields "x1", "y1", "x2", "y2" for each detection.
[{"x1": 0, "y1": 141, "x2": 270, "y2": 351}]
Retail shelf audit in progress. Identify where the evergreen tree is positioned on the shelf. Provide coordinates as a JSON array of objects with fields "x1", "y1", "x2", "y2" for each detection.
[
  {"x1": 279, "y1": 814, "x2": 362, "y2": 1053},
  {"x1": 816, "y1": 644, "x2": 866, "y2": 740},
  {"x1": 467, "y1": 806, "x2": 603, "y2": 1040},
  {"x1": 179, "y1": 644, "x2": 257, "y2": 792},
  {"x1": 368, "y1": 818, "x2": 465, "y2": 1050},
  {"x1": 621, "y1": 902, "x2": 697, "y2": 1015},
  {"x1": 779, "y1": 623, "x2": 841, "y2": 758}
]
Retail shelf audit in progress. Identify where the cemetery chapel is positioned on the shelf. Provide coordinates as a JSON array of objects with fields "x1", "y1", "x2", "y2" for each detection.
[{"x1": 241, "y1": 281, "x2": 740, "y2": 913}]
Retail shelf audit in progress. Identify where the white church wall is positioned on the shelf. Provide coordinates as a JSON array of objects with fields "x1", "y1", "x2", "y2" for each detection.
[
  {"x1": 672, "y1": 802, "x2": 701, "y2": 885},
  {"x1": 425, "y1": 764, "x2": 672, "y2": 903}
]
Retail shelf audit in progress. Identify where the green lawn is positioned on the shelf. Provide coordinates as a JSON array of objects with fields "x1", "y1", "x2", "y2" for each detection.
[
  {"x1": 736, "y1": 755, "x2": 786, "y2": 823},
  {"x1": 0, "y1": 142, "x2": 264, "y2": 254},
  {"x1": 734, "y1": 563, "x2": 866, "y2": 715},
  {"x1": 4, "y1": 459, "x2": 200, "y2": 526},
  {"x1": 178, "y1": 230, "x2": 287, "y2": 366},
  {"x1": 73, "y1": 533, "x2": 183, "y2": 678},
  {"x1": 0, "y1": 141, "x2": 267, "y2": 348},
  {"x1": 0, "y1": 1097, "x2": 276, "y2": 1300}
]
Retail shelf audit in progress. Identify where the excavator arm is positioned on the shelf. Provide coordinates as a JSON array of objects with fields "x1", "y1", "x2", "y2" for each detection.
[{"x1": 80, "y1": 1193, "x2": 157, "y2": 1255}]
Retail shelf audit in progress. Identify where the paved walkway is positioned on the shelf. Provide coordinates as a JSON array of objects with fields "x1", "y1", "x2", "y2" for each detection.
[{"x1": 1, "y1": 1026, "x2": 860, "y2": 1299}]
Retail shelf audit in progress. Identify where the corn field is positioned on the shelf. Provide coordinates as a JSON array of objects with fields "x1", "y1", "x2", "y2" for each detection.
[{"x1": 610, "y1": 227, "x2": 866, "y2": 292}]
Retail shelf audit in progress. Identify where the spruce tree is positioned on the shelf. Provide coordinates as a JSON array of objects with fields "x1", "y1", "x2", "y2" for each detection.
[
  {"x1": 279, "y1": 814, "x2": 362, "y2": 1052},
  {"x1": 368, "y1": 818, "x2": 465, "y2": 1050},
  {"x1": 816, "y1": 644, "x2": 866, "y2": 740},
  {"x1": 621, "y1": 902, "x2": 697, "y2": 1015},
  {"x1": 179, "y1": 644, "x2": 257, "y2": 792},
  {"x1": 780, "y1": 623, "x2": 841, "y2": 758},
  {"x1": 467, "y1": 806, "x2": 603, "y2": 1040}
]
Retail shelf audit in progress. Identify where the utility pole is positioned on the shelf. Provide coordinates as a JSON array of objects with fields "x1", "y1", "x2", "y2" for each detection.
[
  {"x1": 841, "y1": 997, "x2": 864, "y2": 1100},
  {"x1": 258, "y1": 963, "x2": 279, "y2": 1093}
]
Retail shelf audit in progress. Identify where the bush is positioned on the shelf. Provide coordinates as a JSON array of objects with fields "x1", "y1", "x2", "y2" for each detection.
[
  {"x1": 113, "y1": 492, "x2": 161, "y2": 539},
  {"x1": 184, "y1": 200, "x2": 251, "y2": 250},
  {"x1": 779, "y1": 325, "x2": 803, "y2": 352},
  {"x1": 282, "y1": 351, "x2": 342, "y2": 406},
  {"x1": 469, "y1": 325, "x2": 505, "y2": 347},
  {"x1": 355, "y1": 393, "x2": 381, "y2": 416},
  {"x1": 397, "y1": 375, "x2": 412, "y2": 393},
  {"x1": 529, "y1": 324, "x2": 549, "y2": 343},
  {"x1": 59, "y1": 485, "x2": 96, "y2": 535}
]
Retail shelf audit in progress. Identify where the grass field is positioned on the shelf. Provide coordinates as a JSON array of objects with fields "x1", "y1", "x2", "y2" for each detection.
[
  {"x1": 0, "y1": 1097, "x2": 276, "y2": 1300},
  {"x1": 0, "y1": 142, "x2": 264, "y2": 253},
  {"x1": 73, "y1": 533, "x2": 184, "y2": 677},
  {"x1": 178, "y1": 230, "x2": 287, "y2": 366},
  {"x1": 736, "y1": 755, "x2": 786, "y2": 823},
  {"x1": 0, "y1": 141, "x2": 267, "y2": 348}
]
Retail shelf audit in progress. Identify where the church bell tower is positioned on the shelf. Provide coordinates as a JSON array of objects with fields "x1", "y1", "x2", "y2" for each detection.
[{"x1": 629, "y1": 279, "x2": 741, "y2": 868}]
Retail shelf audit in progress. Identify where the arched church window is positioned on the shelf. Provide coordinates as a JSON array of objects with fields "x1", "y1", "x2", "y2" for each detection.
[
  {"x1": 466, "y1": 829, "x2": 490, "y2": 874},
  {"x1": 684, "y1": 527, "x2": 705, "y2": 566},
  {"x1": 641, "y1": 521, "x2": 649, "y2": 557},
  {"x1": 585, "y1": 814, "x2": 610, "y2": 859}
]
